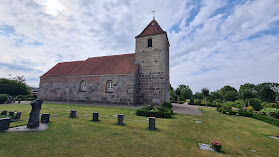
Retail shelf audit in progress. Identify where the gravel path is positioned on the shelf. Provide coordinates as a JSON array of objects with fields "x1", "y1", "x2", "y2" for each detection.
[{"x1": 172, "y1": 102, "x2": 203, "y2": 116}]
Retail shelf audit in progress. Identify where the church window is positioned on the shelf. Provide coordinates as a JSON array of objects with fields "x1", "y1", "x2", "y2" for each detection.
[
  {"x1": 148, "y1": 39, "x2": 152, "y2": 47},
  {"x1": 106, "y1": 80, "x2": 113, "y2": 93},
  {"x1": 80, "y1": 80, "x2": 86, "y2": 92}
]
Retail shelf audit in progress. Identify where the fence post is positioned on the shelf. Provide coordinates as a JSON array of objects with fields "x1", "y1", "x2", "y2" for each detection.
[
  {"x1": 117, "y1": 114, "x2": 124, "y2": 126},
  {"x1": 92, "y1": 112, "x2": 99, "y2": 122},
  {"x1": 41, "y1": 113, "x2": 50, "y2": 123},
  {"x1": 70, "y1": 110, "x2": 77, "y2": 118},
  {"x1": 149, "y1": 117, "x2": 156, "y2": 131}
]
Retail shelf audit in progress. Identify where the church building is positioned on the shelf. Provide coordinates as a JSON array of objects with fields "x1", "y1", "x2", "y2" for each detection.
[{"x1": 38, "y1": 19, "x2": 170, "y2": 105}]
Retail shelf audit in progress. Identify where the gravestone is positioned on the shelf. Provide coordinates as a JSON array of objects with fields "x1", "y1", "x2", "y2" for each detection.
[
  {"x1": 27, "y1": 100, "x2": 43, "y2": 128},
  {"x1": 70, "y1": 110, "x2": 76, "y2": 118},
  {"x1": 0, "y1": 117, "x2": 11, "y2": 131},
  {"x1": 149, "y1": 117, "x2": 156, "y2": 130},
  {"x1": 117, "y1": 114, "x2": 124, "y2": 126},
  {"x1": 9, "y1": 111, "x2": 14, "y2": 117},
  {"x1": 15, "y1": 111, "x2": 22, "y2": 120},
  {"x1": 7, "y1": 96, "x2": 13, "y2": 104},
  {"x1": 92, "y1": 112, "x2": 99, "y2": 122},
  {"x1": 1, "y1": 110, "x2": 7, "y2": 116},
  {"x1": 41, "y1": 113, "x2": 50, "y2": 123}
]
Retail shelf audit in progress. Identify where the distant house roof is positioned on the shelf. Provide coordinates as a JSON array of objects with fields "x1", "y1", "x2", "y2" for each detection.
[
  {"x1": 41, "y1": 53, "x2": 138, "y2": 78},
  {"x1": 136, "y1": 20, "x2": 166, "y2": 38}
]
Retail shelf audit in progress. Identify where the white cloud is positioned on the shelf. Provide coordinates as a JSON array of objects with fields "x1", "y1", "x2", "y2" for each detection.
[{"x1": 0, "y1": 0, "x2": 278, "y2": 93}]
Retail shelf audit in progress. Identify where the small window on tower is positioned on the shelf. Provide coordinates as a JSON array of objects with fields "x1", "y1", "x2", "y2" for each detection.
[{"x1": 148, "y1": 39, "x2": 152, "y2": 47}]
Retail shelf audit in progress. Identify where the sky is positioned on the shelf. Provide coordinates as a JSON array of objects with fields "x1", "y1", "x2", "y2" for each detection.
[{"x1": 0, "y1": 0, "x2": 278, "y2": 92}]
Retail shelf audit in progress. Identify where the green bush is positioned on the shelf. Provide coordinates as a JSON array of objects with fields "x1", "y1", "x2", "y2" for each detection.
[
  {"x1": 249, "y1": 98, "x2": 262, "y2": 111},
  {"x1": 217, "y1": 107, "x2": 279, "y2": 126},
  {"x1": 194, "y1": 99, "x2": 202, "y2": 104},
  {"x1": 265, "y1": 103, "x2": 279, "y2": 108},
  {"x1": 261, "y1": 108, "x2": 279, "y2": 119},
  {"x1": 136, "y1": 109, "x2": 172, "y2": 118},
  {"x1": 180, "y1": 101, "x2": 185, "y2": 104},
  {"x1": 0, "y1": 94, "x2": 8, "y2": 103},
  {"x1": 162, "y1": 102, "x2": 172, "y2": 109},
  {"x1": 247, "y1": 106, "x2": 254, "y2": 112}
]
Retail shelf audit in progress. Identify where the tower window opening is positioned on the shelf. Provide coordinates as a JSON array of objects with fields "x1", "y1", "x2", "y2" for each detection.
[{"x1": 148, "y1": 39, "x2": 152, "y2": 47}]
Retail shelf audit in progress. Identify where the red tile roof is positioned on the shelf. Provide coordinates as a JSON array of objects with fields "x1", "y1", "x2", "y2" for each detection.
[
  {"x1": 136, "y1": 20, "x2": 166, "y2": 38},
  {"x1": 41, "y1": 53, "x2": 138, "y2": 78}
]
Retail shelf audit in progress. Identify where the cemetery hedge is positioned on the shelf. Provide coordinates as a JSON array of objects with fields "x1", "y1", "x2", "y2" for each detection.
[{"x1": 0, "y1": 94, "x2": 8, "y2": 103}]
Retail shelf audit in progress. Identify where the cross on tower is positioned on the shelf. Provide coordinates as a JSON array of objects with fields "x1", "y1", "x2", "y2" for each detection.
[{"x1": 152, "y1": 11, "x2": 155, "y2": 20}]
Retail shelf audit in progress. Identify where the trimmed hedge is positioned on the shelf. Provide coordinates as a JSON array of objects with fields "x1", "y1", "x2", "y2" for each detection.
[
  {"x1": 217, "y1": 107, "x2": 279, "y2": 126},
  {"x1": 0, "y1": 94, "x2": 8, "y2": 103},
  {"x1": 188, "y1": 102, "x2": 221, "y2": 107},
  {"x1": 136, "y1": 109, "x2": 173, "y2": 118}
]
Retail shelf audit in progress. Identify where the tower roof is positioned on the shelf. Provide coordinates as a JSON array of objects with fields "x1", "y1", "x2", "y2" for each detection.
[{"x1": 136, "y1": 20, "x2": 166, "y2": 38}]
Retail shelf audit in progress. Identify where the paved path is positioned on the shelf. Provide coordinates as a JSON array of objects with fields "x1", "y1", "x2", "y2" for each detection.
[{"x1": 172, "y1": 102, "x2": 203, "y2": 116}]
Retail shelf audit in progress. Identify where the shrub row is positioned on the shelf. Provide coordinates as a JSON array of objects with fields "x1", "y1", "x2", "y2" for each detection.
[
  {"x1": 188, "y1": 102, "x2": 221, "y2": 107},
  {"x1": 136, "y1": 109, "x2": 173, "y2": 118},
  {"x1": 217, "y1": 107, "x2": 279, "y2": 126}
]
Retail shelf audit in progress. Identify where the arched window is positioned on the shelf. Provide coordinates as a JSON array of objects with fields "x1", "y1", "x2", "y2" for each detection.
[
  {"x1": 106, "y1": 80, "x2": 113, "y2": 93},
  {"x1": 148, "y1": 39, "x2": 152, "y2": 47},
  {"x1": 80, "y1": 80, "x2": 86, "y2": 92}
]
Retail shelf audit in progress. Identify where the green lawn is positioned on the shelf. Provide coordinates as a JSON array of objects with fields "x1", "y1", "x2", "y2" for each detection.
[{"x1": 0, "y1": 103, "x2": 278, "y2": 157}]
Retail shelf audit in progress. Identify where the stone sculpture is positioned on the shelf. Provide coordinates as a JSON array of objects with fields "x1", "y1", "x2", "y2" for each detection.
[{"x1": 27, "y1": 100, "x2": 43, "y2": 128}]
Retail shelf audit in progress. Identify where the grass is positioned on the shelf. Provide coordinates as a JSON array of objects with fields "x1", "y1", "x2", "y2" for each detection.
[{"x1": 0, "y1": 103, "x2": 279, "y2": 157}]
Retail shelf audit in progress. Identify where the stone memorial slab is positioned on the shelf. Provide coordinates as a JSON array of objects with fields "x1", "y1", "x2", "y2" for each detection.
[
  {"x1": 269, "y1": 136, "x2": 279, "y2": 140},
  {"x1": 1, "y1": 110, "x2": 7, "y2": 116},
  {"x1": 6, "y1": 123, "x2": 48, "y2": 132},
  {"x1": 41, "y1": 113, "x2": 50, "y2": 123},
  {"x1": 199, "y1": 143, "x2": 213, "y2": 151},
  {"x1": 149, "y1": 117, "x2": 156, "y2": 131},
  {"x1": 70, "y1": 110, "x2": 77, "y2": 118},
  {"x1": 117, "y1": 114, "x2": 124, "y2": 125},
  {"x1": 93, "y1": 112, "x2": 99, "y2": 122}
]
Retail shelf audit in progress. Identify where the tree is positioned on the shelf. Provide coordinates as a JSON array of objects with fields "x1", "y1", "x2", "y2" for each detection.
[
  {"x1": 175, "y1": 88, "x2": 181, "y2": 103},
  {"x1": 201, "y1": 88, "x2": 210, "y2": 107},
  {"x1": 177, "y1": 84, "x2": 193, "y2": 100},
  {"x1": 239, "y1": 83, "x2": 256, "y2": 107},
  {"x1": 258, "y1": 85, "x2": 277, "y2": 103},
  {"x1": 193, "y1": 92, "x2": 204, "y2": 100},
  {"x1": 223, "y1": 91, "x2": 238, "y2": 102},
  {"x1": 0, "y1": 77, "x2": 30, "y2": 96},
  {"x1": 210, "y1": 90, "x2": 222, "y2": 101},
  {"x1": 220, "y1": 85, "x2": 237, "y2": 99}
]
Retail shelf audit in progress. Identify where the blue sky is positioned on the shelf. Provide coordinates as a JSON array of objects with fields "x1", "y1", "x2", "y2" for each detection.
[{"x1": 0, "y1": 0, "x2": 278, "y2": 92}]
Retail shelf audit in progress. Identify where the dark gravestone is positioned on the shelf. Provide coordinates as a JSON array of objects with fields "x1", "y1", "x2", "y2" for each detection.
[
  {"x1": 18, "y1": 100, "x2": 21, "y2": 104},
  {"x1": 9, "y1": 111, "x2": 14, "y2": 117},
  {"x1": 117, "y1": 114, "x2": 124, "y2": 126},
  {"x1": 70, "y1": 110, "x2": 76, "y2": 118},
  {"x1": 15, "y1": 112, "x2": 22, "y2": 120},
  {"x1": 7, "y1": 96, "x2": 13, "y2": 104},
  {"x1": 0, "y1": 118, "x2": 11, "y2": 131},
  {"x1": 149, "y1": 117, "x2": 156, "y2": 131},
  {"x1": 41, "y1": 113, "x2": 50, "y2": 123},
  {"x1": 92, "y1": 112, "x2": 99, "y2": 122},
  {"x1": 1, "y1": 110, "x2": 7, "y2": 116},
  {"x1": 27, "y1": 100, "x2": 43, "y2": 128}
]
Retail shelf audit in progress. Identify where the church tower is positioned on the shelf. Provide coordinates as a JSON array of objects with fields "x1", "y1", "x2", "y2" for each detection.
[{"x1": 135, "y1": 19, "x2": 170, "y2": 105}]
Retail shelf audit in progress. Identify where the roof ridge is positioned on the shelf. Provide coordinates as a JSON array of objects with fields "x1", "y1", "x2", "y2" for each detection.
[
  {"x1": 87, "y1": 53, "x2": 135, "y2": 59},
  {"x1": 136, "y1": 19, "x2": 166, "y2": 38},
  {"x1": 68, "y1": 59, "x2": 87, "y2": 76}
]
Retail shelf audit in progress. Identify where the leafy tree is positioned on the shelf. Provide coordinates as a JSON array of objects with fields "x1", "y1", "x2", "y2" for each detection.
[
  {"x1": 256, "y1": 82, "x2": 279, "y2": 93},
  {"x1": 0, "y1": 77, "x2": 30, "y2": 96},
  {"x1": 177, "y1": 84, "x2": 193, "y2": 100},
  {"x1": 223, "y1": 91, "x2": 238, "y2": 102},
  {"x1": 175, "y1": 88, "x2": 181, "y2": 103},
  {"x1": 258, "y1": 85, "x2": 277, "y2": 103},
  {"x1": 239, "y1": 83, "x2": 256, "y2": 107},
  {"x1": 220, "y1": 85, "x2": 237, "y2": 99},
  {"x1": 201, "y1": 88, "x2": 210, "y2": 107},
  {"x1": 210, "y1": 90, "x2": 222, "y2": 101},
  {"x1": 249, "y1": 98, "x2": 262, "y2": 111},
  {"x1": 193, "y1": 92, "x2": 204, "y2": 100}
]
